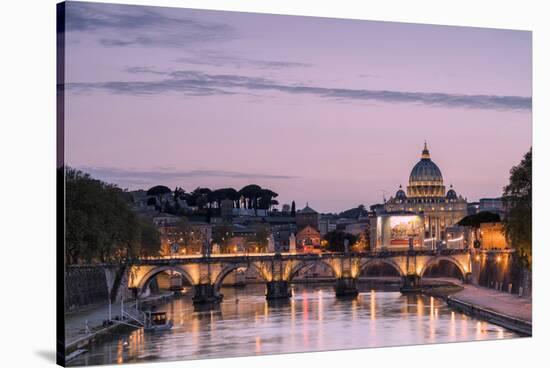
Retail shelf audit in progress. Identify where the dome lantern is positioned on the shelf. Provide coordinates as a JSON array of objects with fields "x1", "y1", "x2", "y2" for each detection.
[{"x1": 421, "y1": 141, "x2": 430, "y2": 159}]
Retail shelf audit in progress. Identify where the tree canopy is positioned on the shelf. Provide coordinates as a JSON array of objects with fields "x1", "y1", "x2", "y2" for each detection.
[
  {"x1": 323, "y1": 230, "x2": 358, "y2": 252},
  {"x1": 146, "y1": 185, "x2": 171, "y2": 196},
  {"x1": 211, "y1": 188, "x2": 240, "y2": 208},
  {"x1": 211, "y1": 222, "x2": 234, "y2": 253},
  {"x1": 502, "y1": 148, "x2": 532, "y2": 264},
  {"x1": 338, "y1": 205, "x2": 368, "y2": 219},
  {"x1": 65, "y1": 167, "x2": 160, "y2": 264},
  {"x1": 239, "y1": 184, "x2": 262, "y2": 209},
  {"x1": 458, "y1": 211, "x2": 501, "y2": 228},
  {"x1": 147, "y1": 183, "x2": 279, "y2": 212}
]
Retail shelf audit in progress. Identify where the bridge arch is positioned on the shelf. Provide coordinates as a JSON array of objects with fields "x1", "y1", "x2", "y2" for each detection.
[
  {"x1": 287, "y1": 259, "x2": 338, "y2": 282},
  {"x1": 419, "y1": 256, "x2": 467, "y2": 280},
  {"x1": 213, "y1": 263, "x2": 269, "y2": 291},
  {"x1": 136, "y1": 265, "x2": 195, "y2": 295},
  {"x1": 360, "y1": 258, "x2": 405, "y2": 277}
]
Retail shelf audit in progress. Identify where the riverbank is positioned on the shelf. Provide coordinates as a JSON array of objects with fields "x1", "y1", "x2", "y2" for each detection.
[
  {"x1": 423, "y1": 281, "x2": 532, "y2": 336},
  {"x1": 64, "y1": 291, "x2": 180, "y2": 360}
]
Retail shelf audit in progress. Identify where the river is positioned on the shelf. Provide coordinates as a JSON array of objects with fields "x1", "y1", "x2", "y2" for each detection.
[{"x1": 68, "y1": 284, "x2": 520, "y2": 366}]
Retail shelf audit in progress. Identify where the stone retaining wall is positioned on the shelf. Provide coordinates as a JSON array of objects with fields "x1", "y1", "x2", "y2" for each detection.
[
  {"x1": 66, "y1": 265, "x2": 129, "y2": 311},
  {"x1": 66, "y1": 266, "x2": 109, "y2": 310},
  {"x1": 471, "y1": 250, "x2": 531, "y2": 297}
]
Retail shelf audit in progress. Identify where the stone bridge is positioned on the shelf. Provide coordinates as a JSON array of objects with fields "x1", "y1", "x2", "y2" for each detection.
[{"x1": 128, "y1": 249, "x2": 472, "y2": 304}]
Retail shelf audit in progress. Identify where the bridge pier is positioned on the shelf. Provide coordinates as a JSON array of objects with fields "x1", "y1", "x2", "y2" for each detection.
[
  {"x1": 335, "y1": 277, "x2": 359, "y2": 298},
  {"x1": 265, "y1": 280, "x2": 292, "y2": 300},
  {"x1": 400, "y1": 274, "x2": 421, "y2": 293},
  {"x1": 192, "y1": 283, "x2": 223, "y2": 305},
  {"x1": 463, "y1": 272, "x2": 472, "y2": 284}
]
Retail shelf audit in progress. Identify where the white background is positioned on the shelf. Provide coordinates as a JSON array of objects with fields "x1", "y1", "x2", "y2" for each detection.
[{"x1": 0, "y1": 0, "x2": 548, "y2": 367}]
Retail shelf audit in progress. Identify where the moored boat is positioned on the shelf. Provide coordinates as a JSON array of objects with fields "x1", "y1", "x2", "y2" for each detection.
[{"x1": 144, "y1": 311, "x2": 173, "y2": 332}]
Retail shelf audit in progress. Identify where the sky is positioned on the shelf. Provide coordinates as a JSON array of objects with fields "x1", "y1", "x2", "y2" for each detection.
[{"x1": 61, "y1": 1, "x2": 532, "y2": 213}]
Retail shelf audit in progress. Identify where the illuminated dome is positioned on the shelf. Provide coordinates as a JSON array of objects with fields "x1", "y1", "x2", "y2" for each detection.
[{"x1": 406, "y1": 143, "x2": 446, "y2": 198}]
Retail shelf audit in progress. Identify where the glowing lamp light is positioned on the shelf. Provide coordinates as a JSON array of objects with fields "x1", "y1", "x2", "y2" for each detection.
[{"x1": 496, "y1": 255, "x2": 502, "y2": 263}]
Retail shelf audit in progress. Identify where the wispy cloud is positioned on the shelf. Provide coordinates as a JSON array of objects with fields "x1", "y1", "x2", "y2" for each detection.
[
  {"x1": 65, "y1": 2, "x2": 235, "y2": 47},
  {"x1": 78, "y1": 166, "x2": 298, "y2": 187},
  {"x1": 175, "y1": 50, "x2": 311, "y2": 70},
  {"x1": 66, "y1": 68, "x2": 532, "y2": 111}
]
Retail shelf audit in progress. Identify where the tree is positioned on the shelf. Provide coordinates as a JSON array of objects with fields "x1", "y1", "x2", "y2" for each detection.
[
  {"x1": 196, "y1": 187, "x2": 213, "y2": 208},
  {"x1": 146, "y1": 185, "x2": 172, "y2": 212},
  {"x1": 146, "y1": 185, "x2": 171, "y2": 197},
  {"x1": 146, "y1": 197, "x2": 157, "y2": 208},
  {"x1": 173, "y1": 187, "x2": 186, "y2": 200},
  {"x1": 212, "y1": 222, "x2": 234, "y2": 253},
  {"x1": 138, "y1": 218, "x2": 161, "y2": 257},
  {"x1": 503, "y1": 148, "x2": 532, "y2": 266},
  {"x1": 227, "y1": 188, "x2": 241, "y2": 207},
  {"x1": 458, "y1": 212, "x2": 501, "y2": 228},
  {"x1": 249, "y1": 224, "x2": 270, "y2": 252},
  {"x1": 189, "y1": 187, "x2": 211, "y2": 209},
  {"x1": 339, "y1": 205, "x2": 368, "y2": 219},
  {"x1": 354, "y1": 230, "x2": 370, "y2": 252},
  {"x1": 258, "y1": 189, "x2": 278, "y2": 210},
  {"x1": 65, "y1": 167, "x2": 160, "y2": 264},
  {"x1": 323, "y1": 230, "x2": 358, "y2": 252},
  {"x1": 239, "y1": 184, "x2": 262, "y2": 209},
  {"x1": 211, "y1": 188, "x2": 239, "y2": 208},
  {"x1": 291, "y1": 201, "x2": 296, "y2": 217},
  {"x1": 172, "y1": 187, "x2": 187, "y2": 213}
]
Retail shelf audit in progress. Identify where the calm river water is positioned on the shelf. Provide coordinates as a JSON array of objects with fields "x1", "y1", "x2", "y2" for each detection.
[{"x1": 68, "y1": 284, "x2": 520, "y2": 366}]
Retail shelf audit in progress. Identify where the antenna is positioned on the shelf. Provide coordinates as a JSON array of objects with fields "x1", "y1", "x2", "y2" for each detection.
[{"x1": 380, "y1": 189, "x2": 388, "y2": 203}]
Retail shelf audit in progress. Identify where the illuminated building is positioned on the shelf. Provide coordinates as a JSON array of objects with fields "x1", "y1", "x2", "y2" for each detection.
[
  {"x1": 479, "y1": 222, "x2": 507, "y2": 249},
  {"x1": 373, "y1": 213, "x2": 425, "y2": 250},
  {"x1": 296, "y1": 225, "x2": 322, "y2": 252},
  {"x1": 156, "y1": 218, "x2": 212, "y2": 255},
  {"x1": 382, "y1": 143, "x2": 468, "y2": 247}
]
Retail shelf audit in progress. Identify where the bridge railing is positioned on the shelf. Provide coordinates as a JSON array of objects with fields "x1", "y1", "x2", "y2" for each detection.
[{"x1": 129, "y1": 248, "x2": 471, "y2": 265}]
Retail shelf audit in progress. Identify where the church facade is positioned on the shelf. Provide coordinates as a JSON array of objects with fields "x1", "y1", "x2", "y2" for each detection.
[
  {"x1": 295, "y1": 204, "x2": 322, "y2": 252},
  {"x1": 383, "y1": 143, "x2": 468, "y2": 245}
]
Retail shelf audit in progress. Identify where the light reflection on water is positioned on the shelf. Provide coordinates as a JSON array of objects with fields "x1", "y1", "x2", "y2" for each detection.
[{"x1": 69, "y1": 284, "x2": 520, "y2": 366}]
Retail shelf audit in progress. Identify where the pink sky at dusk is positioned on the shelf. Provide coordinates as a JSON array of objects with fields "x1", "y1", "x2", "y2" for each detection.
[{"x1": 61, "y1": 2, "x2": 532, "y2": 213}]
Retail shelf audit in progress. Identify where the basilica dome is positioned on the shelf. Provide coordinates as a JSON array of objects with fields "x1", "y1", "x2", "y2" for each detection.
[
  {"x1": 409, "y1": 158, "x2": 443, "y2": 184},
  {"x1": 406, "y1": 143, "x2": 446, "y2": 198}
]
